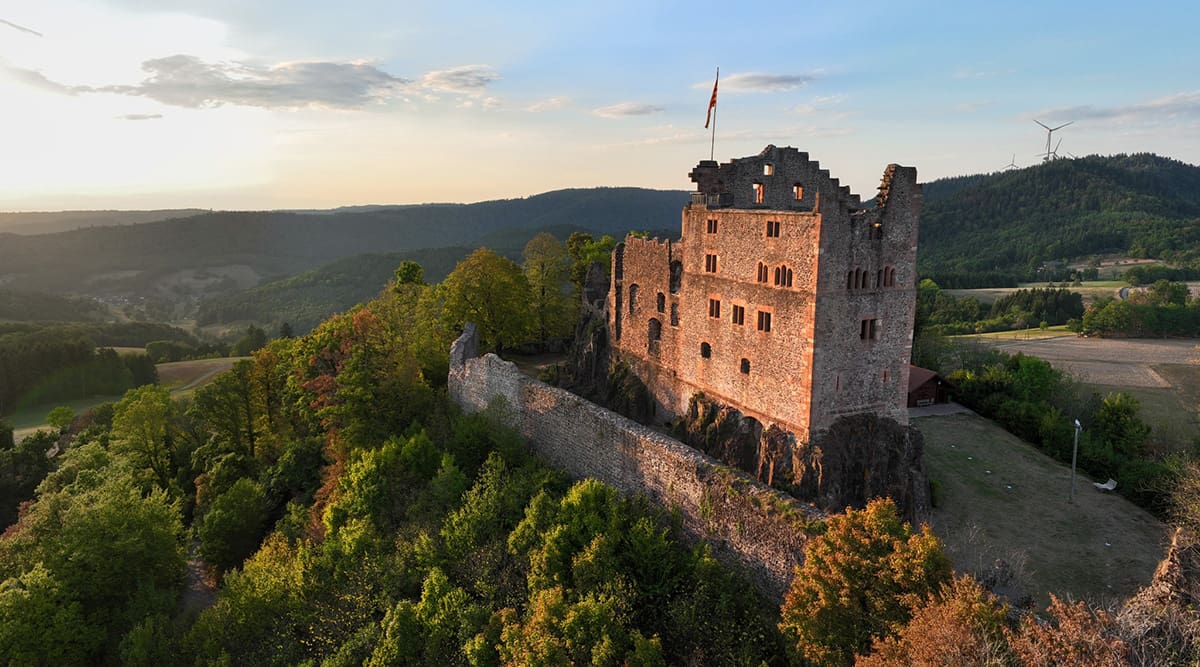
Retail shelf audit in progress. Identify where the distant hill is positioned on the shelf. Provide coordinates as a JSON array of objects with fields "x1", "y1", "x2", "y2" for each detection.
[
  {"x1": 195, "y1": 246, "x2": 481, "y2": 332},
  {"x1": 919, "y1": 153, "x2": 1200, "y2": 278},
  {"x1": 0, "y1": 209, "x2": 207, "y2": 235},
  {"x1": 0, "y1": 188, "x2": 689, "y2": 299},
  {"x1": 0, "y1": 289, "x2": 110, "y2": 322}
]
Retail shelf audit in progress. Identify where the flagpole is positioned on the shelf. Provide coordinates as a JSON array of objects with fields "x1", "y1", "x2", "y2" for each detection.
[{"x1": 709, "y1": 67, "x2": 718, "y2": 161}]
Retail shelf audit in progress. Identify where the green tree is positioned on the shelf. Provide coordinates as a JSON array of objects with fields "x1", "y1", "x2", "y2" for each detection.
[
  {"x1": 278, "y1": 321, "x2": 295, "y2": 339},
  {"x1": 394, "y1": 260, "x2": 426, "y2": 287},
  {"x1": 1092, "y1": 392, "x2": 1151, "y2": 463},
  {"x1": 567, "y1": 232, "x2": 617, "y2": 293},
  {"x1": 232, "y1": 324, "x2": 268, "y2": 356},
  {"x1": 779, "y1": 498, "x2": 952, "y2": 667},
  {"x1": 442, "y1": 248, "x2": 532, "y2": 353},
  {"x1": 0, "y1": 564, "x2": 104, "y2": 665},
  {"x1": 45, "y1": 405, "x2": 75, "y2": 433},
  {"x1": 523, "y1": 232, "x2": 573, "y2": 345},
  {"x1": 111, "y1": 385, "x2": 176, "y2": 490},
  {"x1": 198, "y1": 477, "x2": 268, "y2": 574}
]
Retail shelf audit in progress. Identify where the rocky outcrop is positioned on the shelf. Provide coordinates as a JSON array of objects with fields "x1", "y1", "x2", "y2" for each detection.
[
  {"x1": 675, "y1": 394, "x2": 931, "y2": 524},
  {"x1": 1118, "y1": 528, "x2": 1200, "y2": 662}
]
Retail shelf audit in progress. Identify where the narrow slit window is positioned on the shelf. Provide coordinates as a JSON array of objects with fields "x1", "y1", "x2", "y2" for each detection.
[
  {"x1": 700, "y1": 342, "x2": 712, "y2": 358},
  {"x1": 740, "y1": 358, "x2": 751, "y2": 374},
  {"x1": 793, "y1": 184, "x2": 803, "y2": 200},
  {"x1": 757, "y1": 262, "x2": 769, "y2": 283},
  {"x1": 656, "y1": 292, "x2": 665, "y2": 313}
]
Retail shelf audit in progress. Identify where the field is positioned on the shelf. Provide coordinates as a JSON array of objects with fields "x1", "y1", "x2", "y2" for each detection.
[
  {"x1": 917, "y1": 412, "x2": 1167, "y2": 607},
  {"x1": 9, "y1": 357, "x2": 243, "y2": 442},
  {"x1": 968, "y1": 336, "x2": 1200, "y2": 451},
  {"x1": 946, "y1": 281, "x2": 1200, "y2": 306}
]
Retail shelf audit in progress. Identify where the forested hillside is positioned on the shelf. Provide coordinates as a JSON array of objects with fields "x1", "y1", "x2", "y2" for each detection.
[
  {"x1": 919, "y1": 154, "x2": 1200, "y2": 280},
  {"x1": 0, "y1": 289, "x2": 110, "y2": 322},
  {"x1": 0, "y1": 188, "x2": 687, "y2": 296}
]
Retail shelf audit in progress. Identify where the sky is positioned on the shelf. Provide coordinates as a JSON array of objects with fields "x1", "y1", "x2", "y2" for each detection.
[{"x1": 1, "y1": 0, "x2": 1198, "y2": 211}]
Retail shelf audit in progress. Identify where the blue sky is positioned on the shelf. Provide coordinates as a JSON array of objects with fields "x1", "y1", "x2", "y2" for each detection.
[{"x1": 1, "y1": 0, "x2": 1197, "y2": 210}]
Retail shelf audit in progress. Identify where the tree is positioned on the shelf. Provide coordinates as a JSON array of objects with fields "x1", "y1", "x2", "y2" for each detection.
[
  {"x1": 0, "y1": 417, "x2": 12, "y2": 449},
  {"x1": 567, "y1": 233, "x2": 617, "y2": 293},
  {"x1": 442, "y1": 248, "x2": 532, "y2": 353},
  {"x1": 523, "y1": 232, "x2": 573, "y2": 345},
  {"x1": 856, "y1": 575, "x2": 1010, "y2": 666},
  {"x1": 1092, "y1": 392, "x2": 1150, "y2": 463},
  {"x1": 232, "y1": 324, "x2": 268, "y2": 356},
  {"x1": 394, "y1": 260, "x2": 426, "y2": 287},
  {"x1": 45, "y1": 406, "x2": 75, "y2": 433},
  {"x1": 278, "y1": 321, "x2": 295, "y2": 339},
  {"x1": 111, "y1": 385, "x2": 176, "y2": 490},
  {"x1": 779, "y1": 498, "x2": 953, "y2": 667},
  {"x1": 1007, "y1": 595, "x2": 1127, "y2": 667},
  {"x1": 198, "y1": 477, "x2": 268, "y2": 574}
]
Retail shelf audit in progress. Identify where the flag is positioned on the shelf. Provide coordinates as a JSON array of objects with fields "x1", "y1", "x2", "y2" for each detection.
[{"x1": 704, "y1": 69, "x2": 718, "y2": 129}]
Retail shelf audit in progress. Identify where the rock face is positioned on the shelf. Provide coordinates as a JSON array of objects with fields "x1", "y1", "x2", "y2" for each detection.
[
  {"x1": 1119, "y1": 528, "x2": 1200, "y2": 657},
  {"x1": 675, "y1": 393, "x2": 931, "y2": 524}
]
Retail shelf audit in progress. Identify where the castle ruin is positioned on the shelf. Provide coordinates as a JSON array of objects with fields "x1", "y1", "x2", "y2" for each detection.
[{"x1": 609, "y1": 145, "x2": 922, "y2": 442}]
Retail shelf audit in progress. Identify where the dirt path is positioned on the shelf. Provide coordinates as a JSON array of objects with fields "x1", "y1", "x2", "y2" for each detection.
[{"x1": 179, "y1": 541, "x2": 218, "y2": 619}]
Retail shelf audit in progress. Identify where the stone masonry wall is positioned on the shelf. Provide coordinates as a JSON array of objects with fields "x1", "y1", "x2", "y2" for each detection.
[{"x1": 449, "y1": 327, "x2": 822, "y2": 602}]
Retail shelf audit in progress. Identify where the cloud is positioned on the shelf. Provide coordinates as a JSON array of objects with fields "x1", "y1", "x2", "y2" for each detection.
[
  {"x1": 1033, "y1": 91, "x2": 1200, "y2": 125},
  {"x1": 5, "y1": 55, "x2": 408, "y2": 109},
  {"x1": 0, "y1": 18, "x2": 42, "y2": 37},
  {"x1": 526, "y1": 96, "x2": 569, "y2": 112},
  {"x1": 420, "y1": 65, "x2": 499, "y2": 95},
  {"x1": 694, "y1": 72, "x2": 814, "y2": 94},
  {"x1": 793, "y1": 94, "x2": 850, "y2": 117},
  {"x1": 116, "y1": 113, "x2": 163, "y2": 120},
  {"x1": 593, "y1": 102, "x2": 664, "y2": 118}
]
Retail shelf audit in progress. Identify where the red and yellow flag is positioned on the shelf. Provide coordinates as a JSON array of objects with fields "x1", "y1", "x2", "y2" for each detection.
[{"x1": 704, "y1": 68, "x2": 719, "y2": 128}]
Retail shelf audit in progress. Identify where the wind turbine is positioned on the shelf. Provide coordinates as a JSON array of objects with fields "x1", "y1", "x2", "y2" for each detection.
[
  {"x1": 1001, "y1": 154, "x2": 1019, "y2": 171},
  {"x1": 1034, "y1": 119, "x2": 1073, "y2": 162}
]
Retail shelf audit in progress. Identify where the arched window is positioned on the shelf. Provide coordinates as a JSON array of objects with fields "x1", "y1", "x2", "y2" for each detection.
[
  {"x1": 648, "y1": 318, "x2": 662, "y2": 354},
  {"x1": 656, "y1": 292, "x2": 665, "y2": 313},
  {"x1": 774, "y1": 265, "x2": 793, "y2": 287},
  {"x1": 740, "y1": 358, "x2": 751, "y2": 374},
  {"x1": 669, "y1": 260, "x2": 683, "y2": 294},
  {"x1": 757, "y1": 262, "x2": 769, "y2": 283},
  {"x1": 877, "y1": 269, "x2": 883, "y2": 288},
  {"x1": 846, "y1": 270, "x2": 853, "y2": 290},
  {"x1": 628, "y1": 284, "x2": 638, "y2": 313},
  {"x1": 670, "y1": 302, "x2": 679, "y2": 326},
  {"x1": 700, "y1": 342, "x2": 712, "y2": 358}
]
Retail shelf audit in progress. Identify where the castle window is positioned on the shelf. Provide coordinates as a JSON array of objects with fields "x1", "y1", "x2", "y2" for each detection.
[
  {"x1": 774, "y1": 265, "x2": 793, "y2": 288},
  {"x1": 793, "y1": 184, "x2": 803, "y2": 200},
  {"x1": 700, "y1": 342, "x2": 712, "y2": 358},
  {"x1": 648, "y1": 318, "x2": 662, "y2": 355},
  {"x1": 706, "y1": 219, "x2": 718, "y2": 234},
  {"x1": 757, "y1": 262, "x2": 769, "y2": 283},
  {"x1": 846, "y1": 270, "x2": 853, "y2": 290},
  {"x1": 704, "y1": 253, "x2": 718, "y2": 273},
  {"x1": 766, "y1": 220, "x2": 781, "y2": 238},
  {"x1": 628, "y1": 284, "x2": 638, "y2": 313},
  {"x1": 669, "y1": 260, "x2": 682, "y2": 294},
  {"x1": 732, "y1": 304, "x2": 745, "y2": 325},
  {"x1": 883, "y1": 369, "x2": 890, "y2": 383},
  {"x1": 763, "y1": 163, "x2": 774, "y2": 176},
  {"x1": 656, "y1": 292, "x2": 665, "y2": 313},
  {"x1": 670, "y1": 303, "x2": 679, "y2": 326},
  {"x1": 740, "y1": 358, "x2": 751, "y2": 374},
  {"x1": 860, "y1": 318, "x2": 879, "y2": 341},
  {"x1": 757, "y1": 310, "x2": 772, "y2": 332},
  {"x1": 886, "y1": 267, "x2": 897, "y2": 287},
  {"x1": 708, "y1": 298, "x2": 721, "y2": 319},
  {"x1": 877, "y1": 269, "x2": 883, "y2": 288},
  {"x1": 753, "y1": 183, "x2": 765, "y2": 204}
]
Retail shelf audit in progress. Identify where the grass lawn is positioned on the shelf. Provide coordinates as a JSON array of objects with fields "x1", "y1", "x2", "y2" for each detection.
[
  {"x1": 1086, "y1": 363, "x2": 1200, "y2": 454},
  {"x1": 947, "y1": 281, "x2": 1128, "y2": 306},
  {"x1": 917, "y1": 413, "x2": 1166, "y2": 608},
  {"x1": 7, "y1": 394, "x2": 125, "y2": 431}
]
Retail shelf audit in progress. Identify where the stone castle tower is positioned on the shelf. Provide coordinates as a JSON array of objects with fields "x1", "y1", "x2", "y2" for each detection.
[{"x1": 609, "y1": 145, "x2": 922, "y2": 442}]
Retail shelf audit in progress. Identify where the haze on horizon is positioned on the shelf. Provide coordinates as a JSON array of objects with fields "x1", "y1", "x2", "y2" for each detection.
[{"x1": 2, "y1": 0, "x2": 1197, "y2": 213}]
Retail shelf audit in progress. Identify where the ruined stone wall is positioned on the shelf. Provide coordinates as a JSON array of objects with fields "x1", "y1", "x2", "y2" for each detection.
[
  {"x1": 809, "y1": 165, "x2": 922, "y2": 430},
  {"x1": 449, "y1": 329, "x2": 821, "y2": 601}
]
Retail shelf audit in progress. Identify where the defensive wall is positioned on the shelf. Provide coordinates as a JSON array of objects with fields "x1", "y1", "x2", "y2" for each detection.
[{"x1": 448, "y1": 324, "x2": 822, "y2": 601}]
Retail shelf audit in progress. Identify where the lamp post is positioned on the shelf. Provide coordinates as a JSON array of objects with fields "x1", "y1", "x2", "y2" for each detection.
[{"x1": 1070, "y1": 419, "x2": 1081, "y2": 502}]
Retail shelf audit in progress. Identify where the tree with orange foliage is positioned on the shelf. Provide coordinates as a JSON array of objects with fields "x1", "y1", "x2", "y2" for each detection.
[
  {"x1": 856, "y1": 574, "x2": 1010, "y2": 667},
  {"x1": 1008, "y1": 595, "x2": 1129, "y2": 667},
  {"x1": 779, "y1": 498, "x2": 952, "y2": 667}
]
